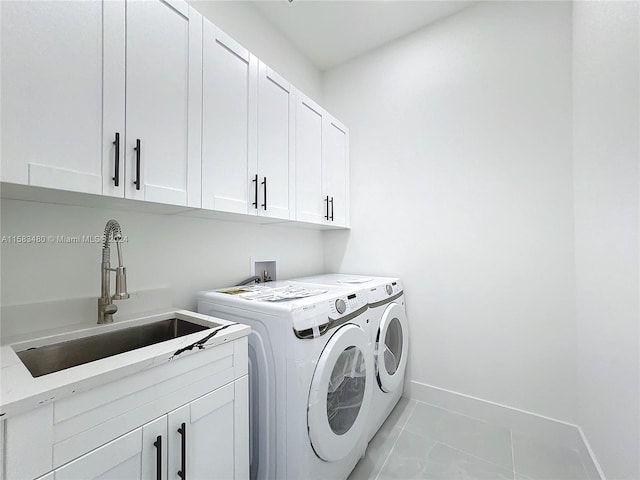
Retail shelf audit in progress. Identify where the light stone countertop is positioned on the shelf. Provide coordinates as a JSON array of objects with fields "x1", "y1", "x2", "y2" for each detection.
[{"x1": 0, "y1": 309, "x2": 250, "y2": 420}]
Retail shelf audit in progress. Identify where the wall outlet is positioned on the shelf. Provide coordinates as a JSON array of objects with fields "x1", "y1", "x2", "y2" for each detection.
[{"x1": 255, "y1": 261, "x2": 276, "y2": 283}]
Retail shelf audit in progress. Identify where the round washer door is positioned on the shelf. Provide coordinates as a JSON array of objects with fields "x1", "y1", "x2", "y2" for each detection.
[
  {"x1": 307, "y1": 324, "x2": 373, "y2": 462},
  {"x1": 376, "y1": 302, "x2": 409, "y2": 393}
]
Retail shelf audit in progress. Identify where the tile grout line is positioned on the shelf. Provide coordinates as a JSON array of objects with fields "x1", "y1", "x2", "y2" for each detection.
[
  {"x1": 373, "y1": 400, "x2": 419, "y2": 480},
  {"x1": 511, "y1": 429, "x2": 517, "y2": 480},
  {"x1": 397, "y1": 399, "x2": 419, "y2": 430},
  {"x1": 406, "y1": 400, "x2": 515, "y2": 474},
  {"x1": 435, "y1": 440, "x2": 516, "y2": 475},
  {"x1": 415, "y1": 398, "x2": 494, "y2": 425}
]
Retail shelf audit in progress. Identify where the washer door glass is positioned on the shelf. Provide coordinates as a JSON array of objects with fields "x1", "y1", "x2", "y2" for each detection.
[
  {"x1": 308, "y1": 324, "x2": 373, "y2": 462},
  {"x1": 327, "y1": 345, "x2": 367, "y2": 435},
  {"x1": 376, "y1": 302, "x2": 409, "y2": 393}
]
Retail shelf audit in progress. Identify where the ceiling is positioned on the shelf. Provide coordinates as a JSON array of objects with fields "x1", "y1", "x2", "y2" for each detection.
[{"x1": 251, "y1": 0, "x2": 477, "y2": 71}]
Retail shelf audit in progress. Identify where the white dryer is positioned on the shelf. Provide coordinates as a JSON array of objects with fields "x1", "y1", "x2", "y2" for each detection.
[
  {"x1": 197, "y1": 281, "x2": 373, "y2": 480},
  {"x1": 292, "y1": 275, "x2": 409, "y2": 441}
]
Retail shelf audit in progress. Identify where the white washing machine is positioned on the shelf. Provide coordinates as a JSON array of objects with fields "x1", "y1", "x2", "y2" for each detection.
[
  {"x1": 292, "y1": 275, "x2": 409, "y2": 441},
  {"x1": 197, "y1": 281, "x2": 373, "y2": 480}
]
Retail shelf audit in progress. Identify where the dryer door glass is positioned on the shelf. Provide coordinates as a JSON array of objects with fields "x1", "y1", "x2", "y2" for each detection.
[
  {"x1": 376, "y1": 302, "x2": 409, "y2": 393},
  {"x1": 383, "y1": 317, "x2": 403, "y2": 375},
  {"x1": 327, "y1": 345, "x2": 366, "y2": 435}
]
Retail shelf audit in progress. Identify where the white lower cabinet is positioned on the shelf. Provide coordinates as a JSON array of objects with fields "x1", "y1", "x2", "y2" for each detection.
[
  {"x1": 43, "y1": 380, "x2": 248, "y2": 480},
  {"x1": 50, "y1": 426, "x2": 148, "y2": 480},
  {"x1": 168, "y1": 380, "x2": 248, "y2": 480},
  {"x1": 6, "y1": 338, "x2": 249, "y2": 480}
]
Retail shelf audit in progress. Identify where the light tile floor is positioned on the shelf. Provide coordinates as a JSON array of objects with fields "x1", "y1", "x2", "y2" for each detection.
[{"x1": 349, "y1": 398, "x2": 597, "y2": 480}]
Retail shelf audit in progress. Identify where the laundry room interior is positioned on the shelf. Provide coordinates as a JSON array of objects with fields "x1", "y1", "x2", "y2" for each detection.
[{"x1": 0, "y1": 1, "x2": 638, "y2": 480}]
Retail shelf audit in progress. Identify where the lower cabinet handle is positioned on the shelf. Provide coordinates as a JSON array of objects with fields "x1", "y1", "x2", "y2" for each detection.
[
  {"x1": 134, "y1": 139, "x2": 141, "y2": 191},
  {"x1": 178, "y1": 422, "x2": 186, "y2": 480},
  {"x1": 324, "y1": 195, "x2": 330, "y2": 220},
  {"x1": 153, "y1": 435, "x2": 162, "y2": 480},
  {"x1": 112, "y1": 132, "x2": 120, "y2": 187},
  {"x1": 261, "y1": 177, "x2": 267, "y2": 210},
  {"x1": 330, "y1": 196, "x2": 334, "y2": 221},
  {"x1": 252, "y1": 174, "x2": 258, "y2": 209}
]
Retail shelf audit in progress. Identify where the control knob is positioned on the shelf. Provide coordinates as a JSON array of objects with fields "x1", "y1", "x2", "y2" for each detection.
[
  {"x1": 335, "y1": 298, "x2": 347, "y2": 314},
  {"x1": 386, "y1": 284, "x2": 393, "y2": 295}
]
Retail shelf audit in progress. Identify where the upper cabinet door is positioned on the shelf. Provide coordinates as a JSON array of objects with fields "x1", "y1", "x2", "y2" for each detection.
[
  {"x1": 295, "y1": 93, "x2": 325, "y2": 224},
  {"x1": 1, "y1": 0, "x2": 107, "y2": 194},
  {"x1": 202, "y1": 23, "x2": 258, "y2": 214},
  {"x1": 256, "y1": 63, "x2": 295, "y2": 220},
  {"x1": 322, "y1": 115, "x2": 350, "y2": 228},
  {"x1": 125, "y1": 0, "x2": 202, "y2": 207}
]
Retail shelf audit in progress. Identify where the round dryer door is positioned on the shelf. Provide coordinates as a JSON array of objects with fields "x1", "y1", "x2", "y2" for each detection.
[
  {"x1": 307, "y1": 324, "x2": 373, "y2": 462},
  {"x1": 376, "y1": 302, "x2": 409, "y2": 393}
]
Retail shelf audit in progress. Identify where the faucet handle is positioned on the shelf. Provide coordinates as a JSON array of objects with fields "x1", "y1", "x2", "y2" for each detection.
[{"x1": 103, "y1": 303, "x2": 118, "y2": 315}]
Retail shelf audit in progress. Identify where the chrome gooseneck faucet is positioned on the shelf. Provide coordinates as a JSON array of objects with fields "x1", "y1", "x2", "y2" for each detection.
[{"x1": 98, "y1": 219, "x2": 130, "y2": 324}]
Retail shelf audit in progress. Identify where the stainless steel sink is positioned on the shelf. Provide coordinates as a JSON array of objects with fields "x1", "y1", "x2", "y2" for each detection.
[{"x1": 16, "y1": 319, "x2": 211, "y2": 377}]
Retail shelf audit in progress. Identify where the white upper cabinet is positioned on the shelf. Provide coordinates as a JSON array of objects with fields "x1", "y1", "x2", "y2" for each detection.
[
  {"x1": 1, "y1": 0, "x2": 202, "y2": 207},
  {"x1": 295, "y1": 93, "x2": 350, "y2": 227},
  {"x1": 322, "y1": 115, "x2": 350, "y2": 228},
  {"x1": 255, "y1": 62, "x2": 295, "y2": 220},
  {"x1": 295, "y1": 93, "x2": 325, "y2": 224},
  {"x1": 202, "y1": 22, "x2": 258, "y2": 214},
  {"x1": 1, "y1": 1, "x2": 105, "y2": 194},
  {"x1": 1, "y1": 1, "x2": 348, "y2": 227},
  {"x1": 123, "y1": 0, "x2": 202, "y2": 207}
]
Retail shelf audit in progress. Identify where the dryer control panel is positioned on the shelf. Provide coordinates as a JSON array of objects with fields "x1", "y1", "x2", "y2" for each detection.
[{"x1": 368, "y1": 280, "x2": 403, "y2": 305}]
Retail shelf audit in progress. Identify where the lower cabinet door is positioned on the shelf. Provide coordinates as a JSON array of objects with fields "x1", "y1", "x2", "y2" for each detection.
[
  {"x1": 142, "y1": 417, "x2": 168, "y2": 480},
  {"x1": 52, "y1": 417, "x2": 167, "y2": 480},
  {"x1": 168, "y1": 382, "x2": 240, "y2": 480},
  {"x1": 53, "y1": 428, "x2": 144, "y2": 480}
]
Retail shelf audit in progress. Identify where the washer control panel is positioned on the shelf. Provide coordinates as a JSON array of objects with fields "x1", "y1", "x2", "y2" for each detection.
[{"x1": 329, "y1": 292, "x2": 366, "y2": 318}]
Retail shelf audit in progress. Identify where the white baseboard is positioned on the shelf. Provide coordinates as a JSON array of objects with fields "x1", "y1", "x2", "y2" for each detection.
[{"x1": 404, "y1": 379, "x2": 604, "y2": 480}]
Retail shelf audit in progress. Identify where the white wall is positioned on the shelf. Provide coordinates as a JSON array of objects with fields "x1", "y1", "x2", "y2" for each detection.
[
  {"x1": 573, "y1": 2, "x2": 640, "y2": 478},
  {"x1": 323, "y1": 1, "x2": 577, "y2": 421},
  {"x1": 0, "y1": 199, "x2": 324, "y2": 309},
  {"x1": 188, "y1": 0, "x2": 323, "y2": 102}
]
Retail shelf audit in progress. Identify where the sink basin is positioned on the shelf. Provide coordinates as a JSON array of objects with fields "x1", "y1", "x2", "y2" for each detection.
[{"x1": 16, "y1": 319, "x2": 211, "y2": 377}]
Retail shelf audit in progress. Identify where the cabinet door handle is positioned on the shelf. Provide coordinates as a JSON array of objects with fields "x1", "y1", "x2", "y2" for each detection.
[
  {"x1": 252, "y1": 174, "x2": 258, "y2": 209},
  {"x1": 112, "y1": 132, "x2": 120, "y2": 187},
  {"x1": 178, "y1": 422, "x2": 186, "y2": 480},
  {"x1": 330, "y1": 196, "x2": 334, "y2": 221},
  {"x1": 261, "y1": 177, "x2": 267, "y2": 210},
  {"x1": 324, "y1": 196, "x2": 330, "y2": 220},
  {"x1": 153, "y1": 435, "x2": 162, "y2": 480},
  {"x1": 134, "y1": 139, "x2": 141, "y2": 191}
]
